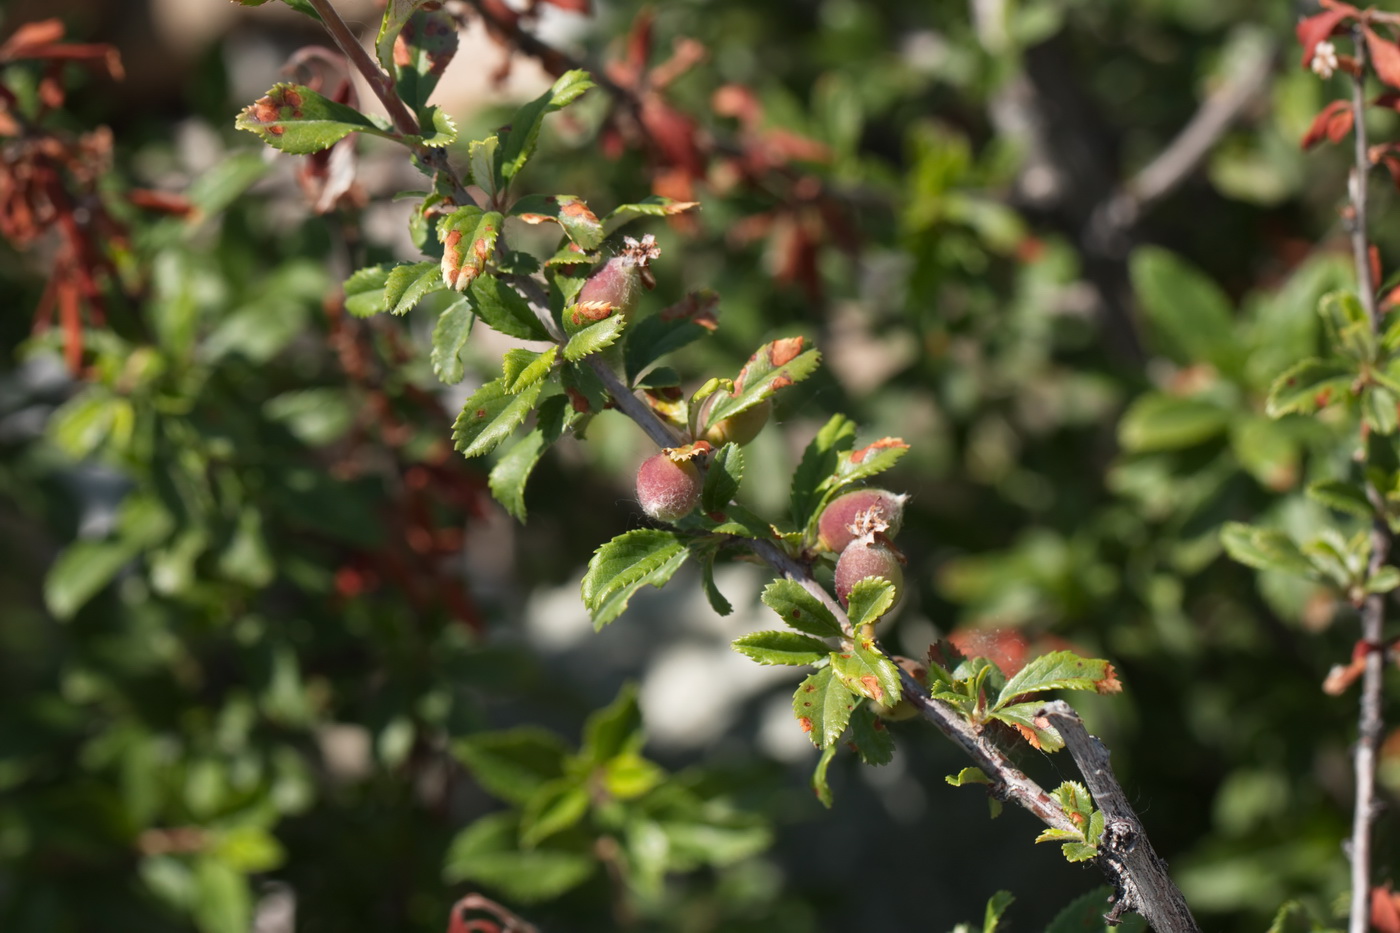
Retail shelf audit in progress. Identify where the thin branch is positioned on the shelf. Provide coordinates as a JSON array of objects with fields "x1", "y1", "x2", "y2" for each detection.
[
  {"x1": 1347, "y1": 29, "x2": 1387, "y2": 933},
  {"x1": 1040, "y1": 702, "x2": 1202, "y2": 933}
]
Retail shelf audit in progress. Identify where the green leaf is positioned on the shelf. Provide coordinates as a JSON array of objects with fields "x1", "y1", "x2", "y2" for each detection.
[
  {"x1": 602, "y1": 195, "x2": 701, "y2": 235},
  {"x1": 844, "y1": 577, "x2": 897, "y2": 628},
  {"x1": 384, "y1": 260, "x2": 442, "y2": 315},
  {"x1": 49, "y1": 390, "x2": 131, "y2": 460},
  {"x1": 1230, "y1": 415, "x2": 1301, "y2": 491},
  {"x1": 443, "y1": 813, "x2": 595, "y2": 902},
  {"x1": 488, "y1": 395, "x2": 575, "y2": 522},
  {"x1": 700, "y1": 551, "x2": 733, "y2": 615},
  {"x1": 1266, "y1": 357, "x2": 1355, "y2": 418},
  {"x1": 831, "y1": 638, "x2": 901, "y2": 707},
  {"x1": 701, "y1": 443, "x2": 743, "y2": 514},
  {"x1": 409, "y1": 105, "x2": 458, "y2": 148},
  {"x1": 191, "y1": 856, "x2": 251, "y2": 933},
  {"x1": 792, "y1": 666, "x2": 856, "y2": 747},
  {"x1": 982, "y1": 891, "x2": 1015, "y2": 933},
  {"x1": 187, "y1": 152, "x2": 270, "y2": 216},
  {"x1": 563, "y1": 314, "x2": 626, "y2": 361},
  {"x1": 1319, "y1": 291, "x2": 1376, "y2": 361},
  {"x1": 989, "y1": 701, "x2": 1064, "y2": 751},
  {"x1": 453, "y1": 727, "x2": 570, "y2": 806},
  {"x1": 511, "y1": 194, "x2": 605, "y2": 250},
  {"x1": 945, "y1": 767, "x2": 992, "y2": 787},
  {"x1": 848, "y1": 704, "x2": 895, "y2": 766},
  {"x1": 375, "y1": 0, "x2": 433, "y2": 71},
  {"x1": 994, "y1": 651, "x2": 1119, "y2": 708},
  {"x1": 502, "y1": 346, "x2": 558, "y2": 393},
  {"x1": 1368, "y1": 566, "x2": 1400, "y2": 594},
  {"x1": 623, "y1": 314, "x2": 709, "y2": 384},
  {"x1": 1131, "y1": 246, "x2": 1243, "y2": 377},
  {"x1": 791, "y1": 414, "x2": 857, "y2": 525},
  {"x1": 760, "y1": 579, "x2": 843, "y2": 638},
  {"x1": 235, "y1": 83, "x2": 387, "y2": 154},
  {"x1": 1118, "y1": 393, "x2": 1232, "y2": 452},
  {"x1": 387, "y1": 6, "x2": 457, "y2": 111},
  {"x1": 811, "y1": 743, "x2": 837, "y2": 808},
  {"x1": 1046, "y1": 888, "x2": 1147, "y2": 933},
  {"x1": 732, "y1": 630, "x2": 830, "y2": 666},
  {"x1": 430, "y1": 297, "x2": 475, "y2": 383},
  {"x1": 561, "y1": 360, "x2": 608, "y2": 415},
  {"x1": 581, "y1": 529, "x2": 690, "y2": 628},
  {"x1": 439, "y1": 207, "x2": 500, "y2": 291},
  {"x1": 1220, "y1": 522, "x2": 1317, "y2": 578},
  {"x1": 705, "y1": 502, "x2": 773, "y2": 539},
  {"x1": 1308, "y1": 479, "x2": 1373, "y2": 519},
  {"x1": 344, "y1": 264, "x2": 390, "y2": 317},
  {"x1": 520, "y1": 779, "x2": 590, "y2": 848},
  {"x1": 45, "y1": 538, "x2": 133, "y2": 620},
  {"x1": 499, "y1": 70, "x2": 595, "y2": 181},
  {"x1": 469, "y1": 135, "x2": 502, "y2": 200},
  {"x1": 820, "y1": 437, "x2": 910, "y2": 495},
  {"x1": 582, "y1": 683, "x2": 641, "y2": 764},
  {"x1": 469, "y1": 274, "x2": 551, "y2": 341},
  {"x1": 705, "y1": 339, "x2": 820, "y2": 425},
  {"x1": 452, "y1": 378, "x2": 544, "y2": 458},
  {"x1": 1264, "y1": 901, "x2": 1320, "y2": 933},
  {"x1": 211, "y1": 826, "x2": 285, "y2": 874}
]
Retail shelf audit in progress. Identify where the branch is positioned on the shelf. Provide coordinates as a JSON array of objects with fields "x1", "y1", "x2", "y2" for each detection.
[{"x1": 1040, "y1": 702, "x2": 1202, "y2": 933}]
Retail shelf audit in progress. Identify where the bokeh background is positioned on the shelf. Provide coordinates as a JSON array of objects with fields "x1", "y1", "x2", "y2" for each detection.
[{"x1": 1, "y1": 0, "x2": 1392, "y2": 930}]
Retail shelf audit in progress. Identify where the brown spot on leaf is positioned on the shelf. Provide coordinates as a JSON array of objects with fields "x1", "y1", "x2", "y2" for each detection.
[
  {"x1": 517, "y1": 213, "x2": 552, "y2": 224},
  {"x1": 565, "y1": 387, "x2": 591, "y2": 413},
  {"x1": 859, "y1": 675, "x2": 883, "y2": 703},
  {"x1": 849, "y1": 437, "x2": 908, "y2": 464},
  {"x1": 1094, "y1": 664, "x2": 1123, "y2": 695},
  {"x1": 770, "y1": 373, "x2": 793, "y2": 390},
  {"x1": 1010, "y1": 722, "x2": 1042, "y2": 749},
  {"x1": 569, "y1": 300, "x2": 613, "y2": 324},
  {"x1": 768, "y1": 335, "x2": 805, "y2": 367}
]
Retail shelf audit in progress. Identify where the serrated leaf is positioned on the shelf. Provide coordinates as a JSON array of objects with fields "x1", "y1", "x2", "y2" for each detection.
[
  {"x1": 700, "y1": 552, "x2": 732, "y2": 615},
  {"x1": 732, "y1": 630, "x2": 830, "y2": 666},
  {"x1": 469, "y1": 135, "x2": 502, "y2": 200},
  {"x1": 388, "y1": 6, "x2": 457, "y2": 112},
  {"x1": 453, "y1": 727, "x2": 570, "y2": 805},
  {"x1": 520, "y1": 779, "x2": 590, "y2": 848},
  {"x1": 1131, "y1": 246, "x2": 1244, "y2": 378},
  {"x1": 344, "y1": 264, "x2": 390, "y2": 317},
  {"x1": 994, "y1": 651, "x2": 1120, "y2": 708},
  {"x1": 1220, "y1": 521, "x2": 1317, "y2": 578},
  {"x1": 443, "y1": 813, "x2": 595, "y2": 902},
  {"x1": 581, "y1": 529, "x2": 690, "y2": 628},
  {"x1": 705, "y1": 338, "x2": 820, "y2": 425},
  {"x1": 563, "y1": 314, "x2": 626, "y2": 361},
  {"x1": 430, "y1": 297, "x2": 474, "y2": 383},
  {"x1": 1307, "y1": 479, "x2": 1373, "y2": 518},
  {"x1": 701, "y1": 444, "x2": 743, "y2": 514},
  {"x1": 821, "y1": 437, "x2": 910, "y2": 493},
  {"x1": 945, "y1": 767, "x2": 992, "y2": 786},
  {"x1": 760, "y1": 579, "x2": 843, "y2": 638},
  {"x1": 409, "y1": 106, "x2": 458, "y2": 148},
  {"x1": 844, "y1": 577, "x2": 896, "y2": 628},
  {"x1": 384, "y1": 260, "x2": 442, "y2": 315},
  {"x1": 831, "y1": 639, "x2": 901, "y2": 707},
  {"x1": 811, "y1": 743, "x2": 837, "y2": 808},
  {"x1": 1060, "y1": 842, "x2": 1099, "y2": 862},
  {"x1": 439, "y1": 207, "x2": 500, "y2": 291},
  {"x1": 236, "y1": 83, "x2": 388, "y2": 154},
  {"x1": 791, "y1": 414, "x2": 857, "y2": 525},
  {"x1": 989, "y1": 702, "x2": 1064, "y2": 751},
  {"x1": 849, "y1": 704, "x2": 895, "y2": 766},
  {"x1": 469, "y1": 274, "x2": 551, "y2": 341},
  {"x1": 602, "y1": 195, "x2": 701, "y2": 235},
  {"x1": 511, "y1": 194, "x2": 604, "y2": 250},
  {"x1": 502, "y1": 346, "x2": 558, "y2": 393},
  {"x1": 500, "y1": 70, "x2": 595, "y2": 181},
  {"x1": 488, "y1": 395, "x2": 574, "y2": 522},
  {"x1": 1266, "y1": 357, "x2": 1355, "y2": 417},
  {"x1": 792, "y1": 666, "x2": 854, "y2": 748},
  {"x1": 452, "y1": 379, "x2": 544, "y2": 458},
  {"x1": 1118, "y1": 393, "x2": 1232, "y2": 452},
  {"x1": 561, "y1": 361, "x2": 608, "y2": 415}
]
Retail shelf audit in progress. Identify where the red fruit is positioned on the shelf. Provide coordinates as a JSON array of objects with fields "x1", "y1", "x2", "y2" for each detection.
[
  {"x1": 636, "y1": 451, "x2": 702, "y2": 522},
  {"x1": 698, "y1": 394, "x2": 771, "y2": 447},
  {"x1": 834, "y1": 539, "x2": 904, "y2": 608},
  {"x1": 816, "y1": 489, "x2": 907, "y2": 553},
  {"x1": 576, "y1": 234, "x2": 660, "y2": 318}
]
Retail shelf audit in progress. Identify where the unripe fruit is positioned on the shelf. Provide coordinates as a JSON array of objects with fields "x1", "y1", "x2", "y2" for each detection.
[
  {"x1": 816, "y1": 489, "x2": 907, "y2": 553},
  {"x1": 576, "y1": 234, "x2": 659, "y2": 318},
  {"x1": 834, "y1": 539, "x2": 904, "y2": 608},
  {"x1": 635, "y1": 452, "x2": 702, "y2": 522},
  {"x1": 698, "y1": 394, "x2": 771, "y2": 447}
]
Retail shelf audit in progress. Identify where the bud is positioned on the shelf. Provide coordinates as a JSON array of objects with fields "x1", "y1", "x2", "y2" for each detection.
[
  {"x1": 834, "y1": 538, "x2": 904, "y2": 608},
  {"x1": 635, "y1": 450, "x2": 702, "y2": 522},
  {"x1": 697, "y1": 393, "x2": 771, "y2": 447},
  {"x1": 576, "y1": 234, "x2": 660, "y2": 318},
  {"x1": 816, "y1": 489, "x2": 907, "y2": 554}
]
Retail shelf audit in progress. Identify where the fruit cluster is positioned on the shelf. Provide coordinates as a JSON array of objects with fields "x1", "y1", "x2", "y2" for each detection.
[{"x1": 816, "y1": 488, "x2": 907, "y2": 609}]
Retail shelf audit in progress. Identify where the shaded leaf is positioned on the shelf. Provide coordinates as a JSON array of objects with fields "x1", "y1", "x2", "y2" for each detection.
[
  {"x1": 469, "y1": 274, "x2": 551, "y2": 341},
  {"x1": 581, "y1": 683, "x2": 641, "y2": 764},
  {"x1": 1308, "y1": 479, "x2": 1373, "y2": 519},
  {"x1": 430, "y1": 297, "x2": 475, "y2": 383},
  {"x1": 701, "y1": 443, "x2": 743, "y2": 514},
  {"x1": 581, "y1": 529, "x2": 690, "y2": 628},
  {"x1": 453, "y1": 728, "x2": 570, "y2": 805},
  {"x1": 1118, "y1": 393, "x2": 1232, "y2": 452},
  {"x1": 344, "y1": 264, "x2": 390, "y2": 317},
  {"x1": 502, "y1": 346, "x2": 558, "y2": 393},
  {"x1": 443, "y1": 813, "x2": 595, "y2": 902},
  {"x1": 500, "y1": 70, "x2": 595, "y2": 181},
  {"x1": 760, "y1": 579, "x2": 843, "y2": 638},
  {"x1": 45, "y1": 538, "x2": 132, "y2": 620},
  {"x1": 385, "y1": 260, "x2": 442, "y2": 315},
  {"x1": 792, "y1": 666, "x2": 854, "y2": 748},
  {"x1": 488, "y1": 395, "x2": 575, "y2": 522},
  {"x1": 1221, "y1": 522, "x2": 1317, "y2": 578},
  {"x1": 848, "y1": 705, "x2": 895, "y2": 766},
  {"x1": 520, "y1": 779, "x2": 590, "y2": 848},
  {"x1": 1266, "y1": 357, "x2": 1354, "y2": 417},
  {"x1": 811, "y1": 743, "x2": 837, "y2": 808},
  {"x1": 452, "y1": 379, "x2": 544, "y2": 458},
  {"x1": 700, "y1": 551, "x2": 732, "y2": 616},
  {"x1": 1130, "y1": 246, "x2": 1243, "y2": 377},
  {"x1": 791, "y1": 414, "x2": 857, "y2": 525}
]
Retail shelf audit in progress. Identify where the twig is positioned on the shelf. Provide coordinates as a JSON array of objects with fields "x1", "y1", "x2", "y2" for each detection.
[
  {"x1": 1039, "y1": 702, "x2": 1202, "y2": 933},
  {"x1": 1346, "y1": 27, "x2": 1387, "y2": 933}
]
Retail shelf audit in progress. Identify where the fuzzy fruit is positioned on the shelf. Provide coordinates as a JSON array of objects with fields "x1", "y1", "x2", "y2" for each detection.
[
  {"x1": 834, "y1": 539, "x2": 904, "y2": 608},
  {"x1": 576, "y1": 234, "x2": 659, "y2": 318},
  {"x1": 635, "y1": 452, "x2": 702, "y2": 522},
  {"x1": 698, "y1": 394, "x2": 771, "y2": 447},
  {"x1": 816, "y1": 489, "x2": 907, "y2": 553}
]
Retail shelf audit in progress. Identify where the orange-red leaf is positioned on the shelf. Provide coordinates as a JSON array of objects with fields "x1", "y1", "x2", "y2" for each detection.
[
  {"x1": 1297, "y1": 8, "x2": 1352, "y2": 68},
  {"x1": 1367, "y1": 26, "x2": 1400, "y2": 88},
  {"x1": 1301, "y1": 99, "x2": 1354, "y2": 149}
]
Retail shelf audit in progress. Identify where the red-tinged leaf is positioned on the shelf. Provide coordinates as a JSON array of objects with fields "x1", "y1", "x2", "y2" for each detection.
[
  {"x1": 539, "y1": 0, "x2": 591, "y2": 12},
  {"x1": 1297, "y1": 8, "x2": 1352, "y2": 68},
  {"x1": 1373, "y1": 884, "x2": 1400, "y2": 933},
  {"x1": 1372, "y1": 244, "x2": 1384, "y2": 291},
  {"x1": 1301, "y1": 100, "x2": 1354, "y2": 149},
  {"x1": 1366, "y1": 26, "x2": 1400, "y2": 88}
]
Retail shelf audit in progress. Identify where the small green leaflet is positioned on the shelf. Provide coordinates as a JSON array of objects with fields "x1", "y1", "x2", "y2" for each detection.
[
  {"x1": 701, "y1": 444, "x2": 743, "y2": 514},
  {"x1": 1220, "y1": 522, "x2": 1317, "y2": 578},
  {"x1": 488, "y1": 395, "x2": 576, "y2": 522},
  {"x1": 442, "y1": 813, "x2": 595, "y2": 902},
  {"x1": 602, "y1": 195, "x2": 700, "y2": 235},
  {"x1": 945, "y1": 767, "x2": 992, "y2": 787},
  {"x1": 452, "y1": 379, "x2": 544, "y2": 458},
  {"x1": 993, "y1": 650, "x2": 1120, "y2": 710},
  {"x1": 1266, "y1": 357, "x2": 1354, "y2": 418},
  {"x1": 581, "y1": 530, "x2": 690, "y2": 628},
  {"x1": 236, "y1": 83, "x2": 389, "y2": 154},
  {"x1": 844, "y1": 577, "x2": 896, "y2": 628},
  {"x1": 563, "y1": 314, "x2": 626, "y2": 361},
  {"x1": 375, "y1": 0, "x2": 434, "y2": 72},
  {"x1": 1117, "y1": 393, "x2": 1232, "y2": 452},
  {"x1": 502, "y1": 347, "x2": 558, "y2": 393},
  {"x1": 45, "y1": 538, "x2": 135, "y2": 621},
  {"x1": 511, "y1": 194, "x2": 605, "y2": 251},
  {"x1": 519, "y1": 779, "x2": 590, "y2": 848},
  {"x1": 704, "y1": 338, "x2": 820, "y2": 425},
  {"x1": 469, "y1": 274, "x2": 552, "y2": 341},
  {"x1": 819, "y1": 437, "x2": 910, "y2": 494},
  {"x1": 731, "y1": 630, "x2": 829, "y2": 666},
  {"x1": 500, "y1": 70, "x2": 595, "y2": 182},
  {"x1": 469, "y1": 136, "x2": 502, "y2": 200},
  {"x1": 452, "y1": 727, "x2": 569, "y2": 806},
  {"x1": 811, "y1": 743, "x2": 837, "y2": 808},
  {"x1": 790, "y1": 414, "x2": 856, "y2": 525},
  {"x1": 580, "y1": 683, "x2": 642, "y2": 766},
  {"x1": 700, "y1": 550, "x2": 732, "y2": 616},
  {"x1": 760, "y1": 579, "x2": 843, "y2": 638},
  {"x1": 830, "y1": 638, "x2": 901, "y2": 708},
  {"x1": 1045, "y1": 889, "x2": 1147, "y2": 933},
  {"x1": 430, "y1": 297, "x2": 474, "y2": 384},
  {"x1": 848, "y1": 705, "x2": 894, "y2": 766},
  {"x1": 344, "y1": 265, "x2": 390, "y2": 317},
  {"x1": 385, "y1": 260, "x2": 442, "y2": 315},
  {"x1": 792, "y1": 666, "x2": 854, "y2": 748},
  {"x1": 1035, "y1": 781, "x2": 1103, "y2": 862}
]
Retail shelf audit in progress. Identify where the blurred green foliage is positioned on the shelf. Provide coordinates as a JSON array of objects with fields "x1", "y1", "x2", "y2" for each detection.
[{"x1": 3, "y1": 0, "x2": 1398, "y2": 931}]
